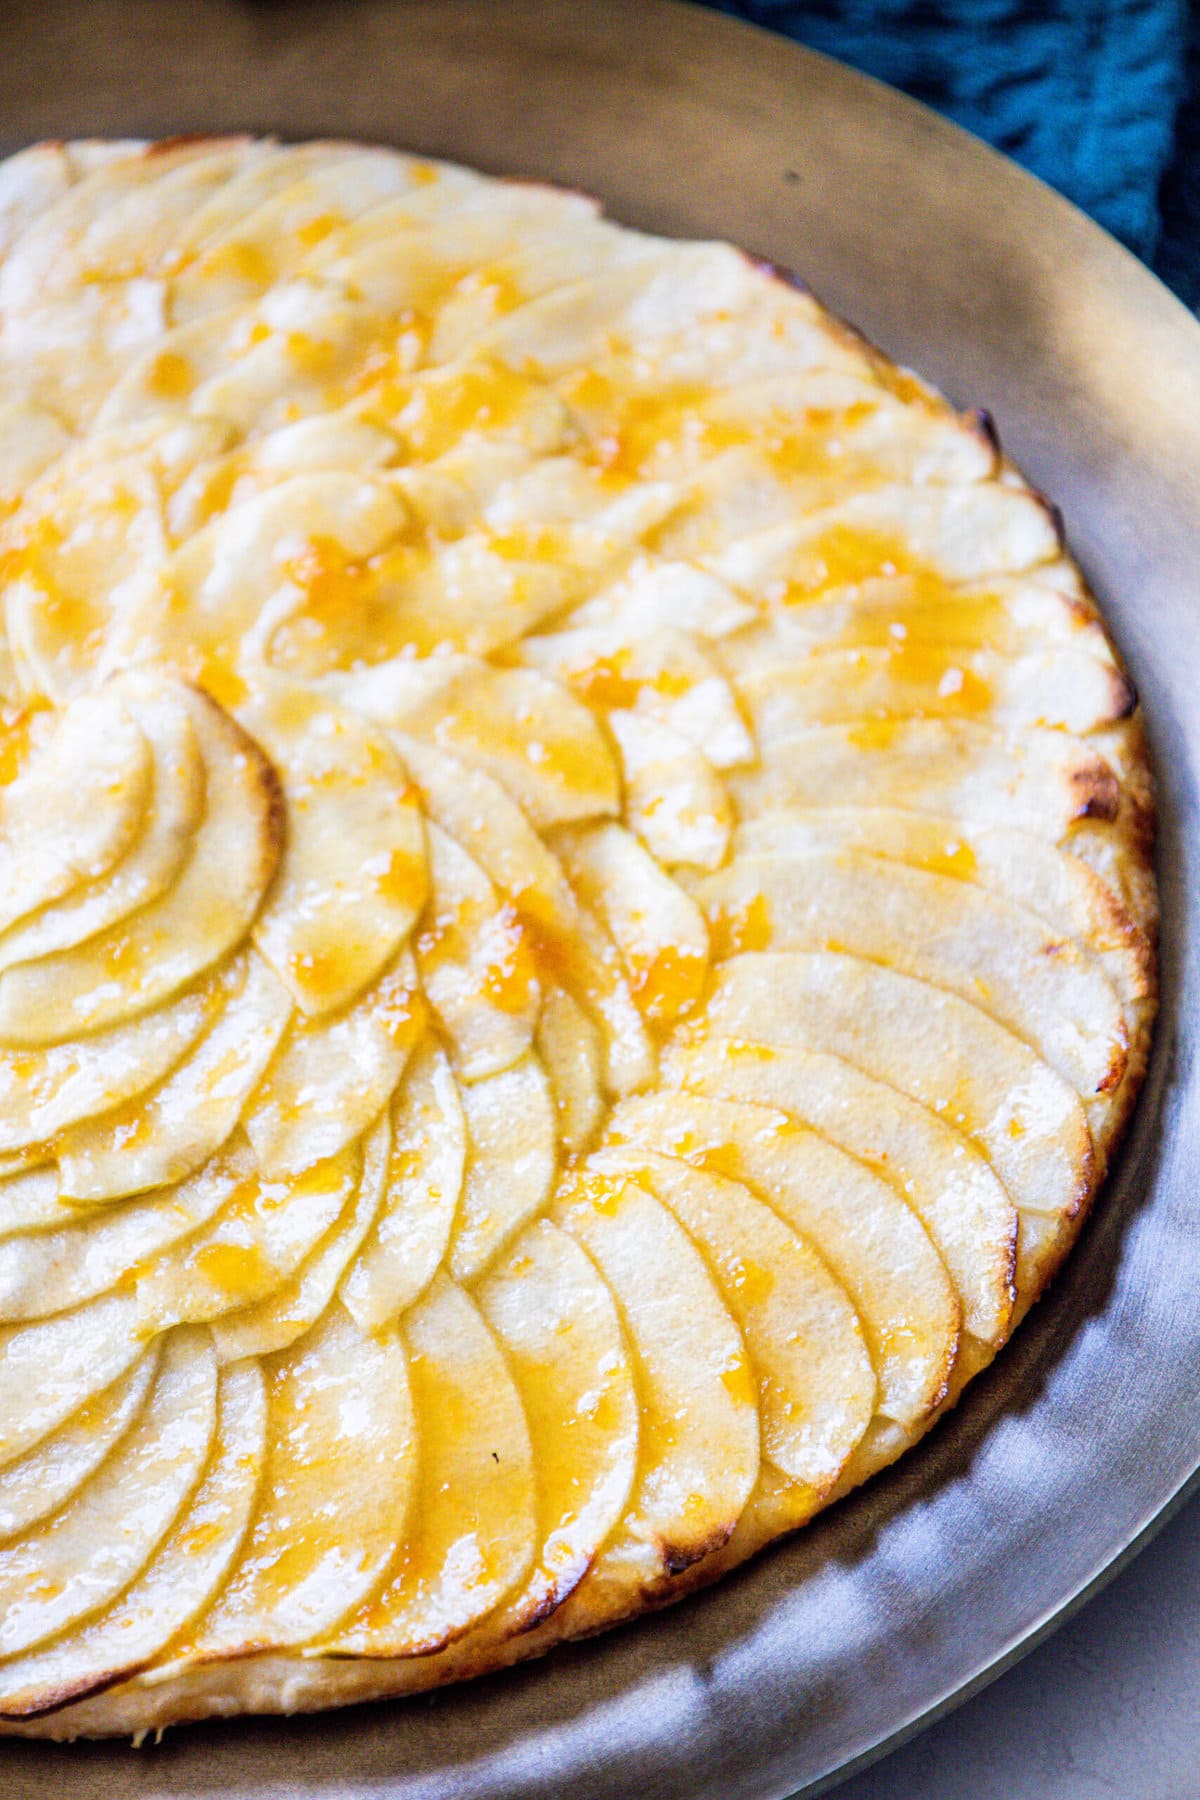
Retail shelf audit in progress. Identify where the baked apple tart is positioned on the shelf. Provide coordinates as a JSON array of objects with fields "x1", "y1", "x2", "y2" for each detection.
[{"x1": 0, "y1": 136, "x2": 1155, "y2": 1737}]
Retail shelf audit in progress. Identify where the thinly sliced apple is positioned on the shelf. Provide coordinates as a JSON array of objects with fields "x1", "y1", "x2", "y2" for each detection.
[
  {"x1": 6, "y1": 453, "x2": 168, "y2": 700},
  {"x1": 212, "y1": 1110, "x2": 389, "y2": 1362},
  {"x1": 0, "y1": 1142, "x2": 248, "y2": 1321},
  {"x1": 0, "y1": 1357, "x2": 266, "y2": 1719},
  {"x1": 266, "y1": 522, "x2": 614, "y2": 674},
  {"x1": 0, "y1": 689, "x2": 149, "y2": 934},
  {"x1": 0, "y1": 1166, "x2": 72, "y2": 1236},
  {"x1": 670, "y1": 1036, "x2": 1017, "y2": 1348},
  {"x1": 104, "y1": 462, "x2": 403, "y2": 679},
  {"x1": 0, "y1": 401, "x2": 70, "y2": 509},
  {"x1": 552, "y1": 1165, "x2": 759, "y2": 1592},
  {"x1": 159, "y1": 142, "x2": 364, "y2": 277},
  {"x1": 566, "y1": 554, "x2": 755, "y2": 641},
  {"x1": 554, "y1": 821, "x2": 709, "y2": 1025},
  {"x1": 135, "y1": 1137, "x2": 360, "y2": 1332},
  {"x1": 340, "y1": 1042, "x2": 466, "y2": 1333},
  {"x1": 184, "y1": 1301, "x2": 414, "y2": 1654},
  {"x1": 608, "y1": 709, "x2": 732, "y2": 873},
  {"x1": 700, "y1": 851, "x2": 1128, "y2": 1104},
  {"x1": 739, "y1": 644, "x2": 1133, "y2": 738},
  {"x1": 0, "y1": 669, "x2": 206, "y2": 973},
  {"x1": 0, "y1": 1348, "x2": 159, "y2": 1540},
  {"x1": 448, "y1": 1052, "x2": 557, "y2": 1282},
  {"x1": 167, "y1": 148, "x2": 436, "y2": 321},
  {"x1": 0, "y1": 140, "x2": 256, "y2": 311},
  {"x1": 536, "y1": 897, "x2": 658, "y2": 1099},
  {"x1": 243, "y1": 951, "x2": 421, "y2": 1176},
  {"x1": 472, "y1": 241, "x2": 782, "y2": 377},
  {"x1": 0, "y1": 974, "x2": 218, "y2": 1154},
  {"x1": 520, "y1": 623, "x2": 754, "y2": 770},
  {"x1": 536, "y1": 985, "x2": 605, "y2": 1154},
  {"x1": 0, "y1": 685, "x2": 281, "y2": 1045},
  {"x1": 0, "y1": 143, "x2": 74, "y2": 262},
  {"x1": 0, "y1": 1326, "x2": 216, "y2": 1659},
  {"x1": 727, "y1": 719, "x2": 1121, "y2": 841},
  {"x1": 607, "y1": 1091, "x2": 958, "y2": 1429},
  {"x1": 389, "y1": 732, "x2": 577, "y2": 936},
  {"x1": 327, "y1": 654, "x2": 620, "y2": 829},
  {"x1": 704, "y1": 952, "x2": 1094, "y2": 1222},
  {"x1": 331, "y1": 1274, "x2": 535, "y2": 1657},
  {"x1": 245, "y1": 675, "x2": 426, "y2": 1018},
  {"x1": 699, "y1": 481, "x2": 1059, "y2": 595},
  {"x1": 0, "y1": 1291, "x2": 144, "y2": 1466},
  {"x1": 416, "y1": 824, "x2": 540, "y2": 1081},
  {"x1": 57, "y1": 951, "x2": 292, "y2": 1202},
  {"x1": 734, "y1": 807, "x2": 1153, "y2": 1011},
  {"x1": 475, "y1": 1218, "x2": 639, "y2": 1632},
  {"x1": 591, "y1": 1144, "x2": 874, "y2": 1491}
]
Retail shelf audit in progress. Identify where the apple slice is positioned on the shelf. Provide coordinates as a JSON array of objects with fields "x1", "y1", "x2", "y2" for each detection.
[
  {"x1": 704, "y1": 952, "x2": 1094, "y2": 1222},
  {"x1": 388, "y1": 732, "x2": 577, "y2": 938},
  {"x1": 670, "y1": 1036, "x2": 1017, "y2": 1349},
  {"x1": 727, "y1": 719, "x2": 1121, "y2": 841},
  {"x1": 244, "y1": 674, "x2": 426, "y2": 1018},
  {"x1": 0, "y1": 1356, "x2": 266, "y2": 1720},
  {"x1": 160, "y1": 143, "x2": 367, "y2": 281},
  {"x1": 699, "y1": 481, "x2": 1059, "y2": 596},
  {"x1": 5, "y1": 453, "x2": 167, "y2": 700},
  {"x1": 135, "y1": 1137, "x2": 361, "y2": 1332},
  {"x1": 243, "y1": 950, "x2": 422, "y2": 1176},
  {"x1": 554, "y1": 821, "x2": 709, "y2": 1025},
  {"x1": 700, "y1": 851, "x2": 1128, "y2": 1106},
  {"x1": 266, "y1": 521, "x2": 614, "y2": 674},
  {"x1": 0, "y1": 668, "x2": 206, "y2": 973},
  {"x1": 340, "y1": 1041, "x2": 466, "y2": 1333},
  {"x1": 474, "y1": 1218, "x2": 640, "y2": 1632},
  {"x1": 57, "y1": 950, "x2": 292, "y2": 1202},
  {"x1": 608, "y1": 709, "x2": 732, "y2": 873},
  {"x1": 0, "y1": 1291, "x2": 144, "y2": 1466},
  {"x1": 331, "y1": 1274, "x2": 535, "y2": 1657},
  {"x1": 212, "y1": 1109, "x2": 389, "y2": 1362},
  {"x1": 0, "y1": 974, "x2": 218, "y2": 1153},
  {"x1": 327, "y1": 653, "x2": 620, "y2": 829},
  {"x1": 166, "y1": 147, "x2": 438, "y2": 321},
  {"x1": 739, "y1": 644, "x2": 1133, "y2": 738},
  {"x1": 416, "y1": 824, "x2": 540, "y2": 1081},
  {"x1": 0, "y1": 401, "x2": 70, "y2": 510},
  {"x1": 0, "y1": 143, "x2": 73, "y2": 263},
  {"x1": 607, "y1": 1091, "x2": 958, "y2": 1431},
  {"x1": 552, "y1": 1165, "x2": 759, "y2": 1596},
  {"x1": 519, "y1": 623, "x2": 754, "y2": 769},
  {"x1": 536, "y1": 985, "x2": 605, "y2": 1154},
  {"x1": 0, "y1": 688, "x2": 150, "y2": 935},
  {"x1": 591, "y1": 1144, "x2": 874, "y2": 1492},
  {"x1": 0, "y1": 139, "x2": 255, "y2": 311},
  {"x1": 448, "y1": 1052, "x2": 557, "y2": 1282},
  {"x1": 0, "y1": 1326, "x2": 216, "y2": 1659},
  {"x1": 0, "y1": 684, "x2": 281, "y2": 1045},
  {"x1": 0, "y1": 1141, "x2": 248, "y2": 1321},
  {"x1": 0, "y1": 1166, "x2": 74, "y2": 1236},
  {"x1": 566, "y1": 555, "x2": 755, "y2": 641},
  {"x1": 0, "y1": 1347, "x2": 158, "y2": 1540},
  {"x1": 734, "y1": 807, "x2": 1153, "y2": 1011},
  {"x1": 131, "y1": 466, "x2": 404, "y2": 679},
  {"x1": 184, "y1": 1301, "x2": 414, "y2": 1654}
]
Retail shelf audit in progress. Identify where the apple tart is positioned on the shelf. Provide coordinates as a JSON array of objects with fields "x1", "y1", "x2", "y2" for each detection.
[{"x1": 0, "y1": 137, "x2": 1155, "y2": 1738}]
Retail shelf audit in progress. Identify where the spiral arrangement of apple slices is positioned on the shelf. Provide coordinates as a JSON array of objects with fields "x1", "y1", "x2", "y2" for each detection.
[{"x1": 0, "y1": 138, "x2": 1155, "y2": 1737}]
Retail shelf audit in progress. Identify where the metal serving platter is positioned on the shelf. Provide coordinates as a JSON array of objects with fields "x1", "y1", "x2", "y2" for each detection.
[{"x1": 0, "y1": 1, "x2": 1196, "y2": 1793}]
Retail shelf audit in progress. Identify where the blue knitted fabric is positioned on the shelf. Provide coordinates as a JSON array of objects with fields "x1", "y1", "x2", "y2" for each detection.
[{"x1": 703, "y1": 0, "x2": 1198, "y2": 299}]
